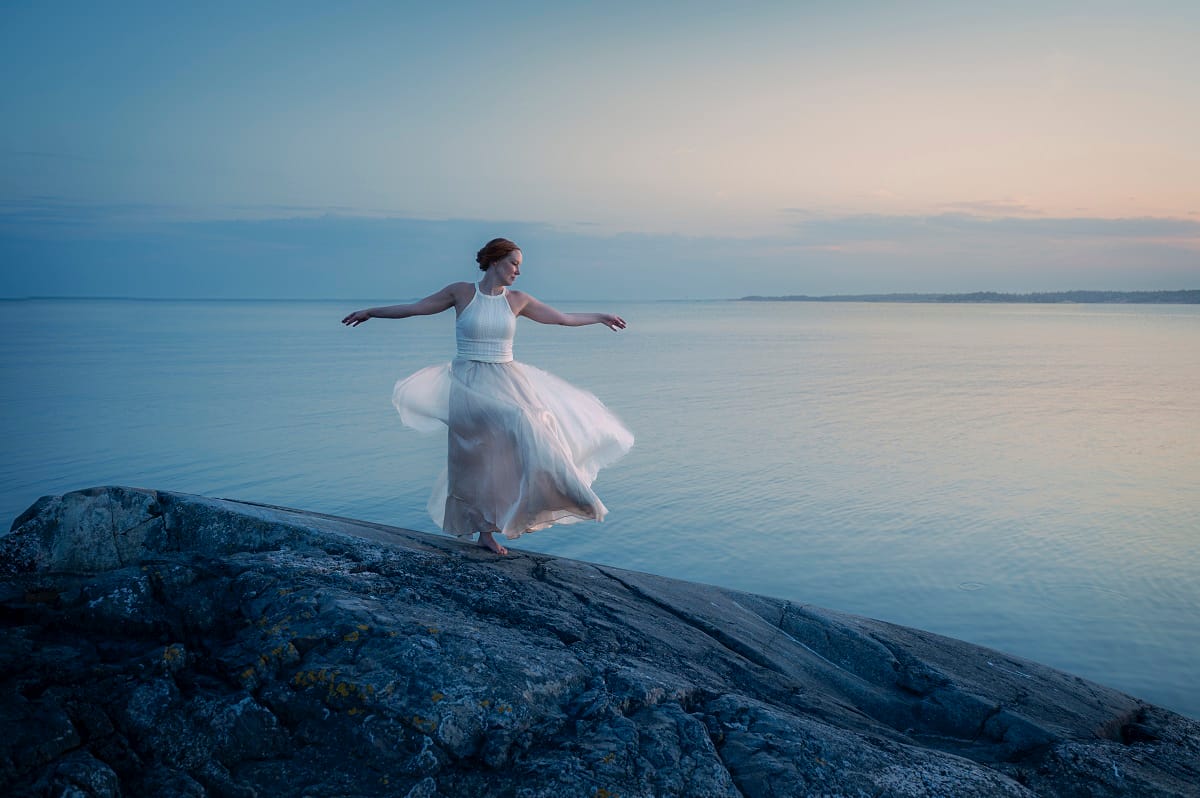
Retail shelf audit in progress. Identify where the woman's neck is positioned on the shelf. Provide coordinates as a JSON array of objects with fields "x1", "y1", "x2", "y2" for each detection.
[{"x1": 478, "y1": 274, "x2": 504, "y2": 295}]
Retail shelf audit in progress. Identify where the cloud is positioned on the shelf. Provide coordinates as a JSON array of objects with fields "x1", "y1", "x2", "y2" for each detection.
[
  {"x1": 0, "y1": 197, "x2": 192, "y2": 232},
  {"x1": 936, "y1": 215, "x2": 1200, "y2": 238},
  {"x1": 939, "y1": 199, "x2": 1044, "y2": 216},
  {"x1": 789, "y1": 212, "x2": 1200, "y2": 245},
  {"x1": 2, "y1": 203, "x2": 1197, "y2": 300}
]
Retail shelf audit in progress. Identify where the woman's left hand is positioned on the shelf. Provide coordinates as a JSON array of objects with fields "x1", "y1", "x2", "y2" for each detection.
[{"x1": 599, "y1": 314, "x2": 626, "y2": 331}]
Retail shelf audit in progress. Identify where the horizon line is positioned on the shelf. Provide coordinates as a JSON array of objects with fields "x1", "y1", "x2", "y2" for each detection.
[{"x1": 3, "y1": 289, "x2": 1199, "y2": 306}]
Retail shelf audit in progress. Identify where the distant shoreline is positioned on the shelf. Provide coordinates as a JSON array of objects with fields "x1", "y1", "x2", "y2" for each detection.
[
  {"x1": 739, "y1": 290, "x2": 1200, "y2": 304},
  {"x1": 3, "y1": 290, "x2": 1199, "y2": 305}
]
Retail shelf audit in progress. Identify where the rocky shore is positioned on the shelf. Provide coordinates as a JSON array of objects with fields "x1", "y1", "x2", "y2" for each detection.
[{"x1": 2, "y1": 486, "x2": 1197, "y2": 797}]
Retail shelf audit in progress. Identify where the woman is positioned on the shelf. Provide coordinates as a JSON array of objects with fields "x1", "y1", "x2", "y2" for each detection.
[{"x1": 342, "y1": 238, "x2": 633, "y2": 555}]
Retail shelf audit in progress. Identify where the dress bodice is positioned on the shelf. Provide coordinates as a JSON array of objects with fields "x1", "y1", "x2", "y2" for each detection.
[{"x1": 456, "y1": 283, "x2": 516, "y2": 362}]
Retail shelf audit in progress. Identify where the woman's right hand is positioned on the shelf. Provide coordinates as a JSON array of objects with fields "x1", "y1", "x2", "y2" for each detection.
[{"x1": 341, "y1": 309, "x2": 372, "y2": 327}]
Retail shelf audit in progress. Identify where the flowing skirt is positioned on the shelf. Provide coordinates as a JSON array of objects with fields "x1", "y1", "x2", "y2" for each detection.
[{"x1": 392, "y1": 359, "x2": 634, "y2": 539}]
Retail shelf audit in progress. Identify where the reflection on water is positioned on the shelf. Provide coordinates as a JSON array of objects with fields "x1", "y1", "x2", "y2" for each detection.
[{"x1": 1, "y1": 298, "x2": 1198, "y2": 718}]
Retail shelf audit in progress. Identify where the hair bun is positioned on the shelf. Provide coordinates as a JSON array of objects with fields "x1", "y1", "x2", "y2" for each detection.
[{"x1": 475, "y1": 238, "x2": 520, "y2": 271}]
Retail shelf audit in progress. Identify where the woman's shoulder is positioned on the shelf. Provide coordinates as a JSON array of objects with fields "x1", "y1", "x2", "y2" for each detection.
[
  {"x1": 443, "y1": 281, "x2": 476, "y2": 298},
  {"x1": 506, "y1": 288, "x2": 536, "y2": 309}
]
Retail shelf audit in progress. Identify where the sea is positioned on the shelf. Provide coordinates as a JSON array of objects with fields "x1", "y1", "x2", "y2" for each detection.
[{"x1": 2, "y1": 297, "x2": 1198, "y2": 719}]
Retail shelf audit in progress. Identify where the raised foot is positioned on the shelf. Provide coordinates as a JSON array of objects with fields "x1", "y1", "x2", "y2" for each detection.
[{"x1": 476, "y1": 529, "x2": 509, "y2": 556}]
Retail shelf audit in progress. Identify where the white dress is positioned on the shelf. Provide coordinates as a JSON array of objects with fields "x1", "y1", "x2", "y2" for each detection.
[{"x1": 392, "y1": 283, "x2": 634, "y2": 540}]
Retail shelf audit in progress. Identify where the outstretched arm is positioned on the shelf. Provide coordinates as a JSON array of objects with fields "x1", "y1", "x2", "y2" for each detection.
[
  {"x1": 341, "y1": 284, "x2": 459, "y2": 327},
  {"x1": 515, "y1": 293, "x2": 626, "y2": 331}
]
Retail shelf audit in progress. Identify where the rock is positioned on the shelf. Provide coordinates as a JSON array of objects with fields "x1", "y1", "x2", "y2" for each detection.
[
  {"x1": 31, "y1": 751, "x2": 120, "y2": 798},
  {"x1": 1, "y1": 486, "x2": 1197, "y2": 797}
]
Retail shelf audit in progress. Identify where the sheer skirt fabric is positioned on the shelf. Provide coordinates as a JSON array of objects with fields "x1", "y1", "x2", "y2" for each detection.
[{"x1": 392, "y1": 359, "x2": 634, "y2": 539}]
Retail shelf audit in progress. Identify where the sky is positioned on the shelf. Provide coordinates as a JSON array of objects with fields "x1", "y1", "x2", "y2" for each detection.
[{"x1": 2, "y1": 0, "x2": 1198, "y2": 300}]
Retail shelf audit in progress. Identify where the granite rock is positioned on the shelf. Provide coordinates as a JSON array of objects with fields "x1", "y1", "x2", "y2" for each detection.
[{"x1": 1, "y1": 486, "x2": 1197, "y2": 797}]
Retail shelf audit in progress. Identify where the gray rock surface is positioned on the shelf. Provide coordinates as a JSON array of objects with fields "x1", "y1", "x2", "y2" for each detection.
[{"x1": 1, "y1": 486, "x2": 1197, "y2": 797}]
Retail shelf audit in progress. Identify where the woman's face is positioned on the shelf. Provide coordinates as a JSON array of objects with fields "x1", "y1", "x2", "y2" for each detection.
[{"x1": 491, "y1": 250, "x2": 522, "y2": 285}]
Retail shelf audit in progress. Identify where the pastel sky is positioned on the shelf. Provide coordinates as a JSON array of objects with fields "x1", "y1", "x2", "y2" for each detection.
[{"x1": 2, "y1": 1, "x2": 1198, "y2": 299}]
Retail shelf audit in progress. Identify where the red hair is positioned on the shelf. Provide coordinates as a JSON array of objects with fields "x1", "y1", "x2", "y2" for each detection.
[{"x1": 475, "y1": 238, "x2": 520, "y2": 271}]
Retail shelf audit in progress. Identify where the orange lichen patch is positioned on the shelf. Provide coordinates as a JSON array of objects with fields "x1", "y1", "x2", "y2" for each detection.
[
  {"x1": 495, "y1": 704, "x2": 514, "y2": 714},
  {"x1": 347, "y1": 707, "x2": 361, "y2": 715},
  {"x1": 162, "y1": 644, "x2": 184, "y2": 663},
  {"x1": 601, "y1": 753, "x2": 616, "y2": 765},
  {"x1": 411, "y1": 714, "x2": 438, "y2": 733},
  {"x1": 290, "y1": 669, "x2": 377, "y2": 709},
  {"x1": 478, "y1": 699, "x2": 492, "y2": 708},
  {"x1": 240, "y1": 642, "x2": 298, "y2": 685},
  {"x1": 342, "y1": 631, "x2": 361, "y2": 643},
  {"x1": 356, "y1": 623, "x2": 369, "y2": 631},
  {"x1": 426, "y1": 627, "x2": 440, "y2": 635},
  {"x1": 431, "y1": 692, "x2": 445, "y2": 703},
  {"x1": 333, "y1": 681, "x2": 365, "y2": 699},
  {"x1": 277, "y1": 588, "x2": 293, "y2": 596},
  {"x1": 292, "y1": 668, "x2": 334, "y2": 688},
  {"x1": 594, "y1": 789, "x2": 620, "y2": 798}
]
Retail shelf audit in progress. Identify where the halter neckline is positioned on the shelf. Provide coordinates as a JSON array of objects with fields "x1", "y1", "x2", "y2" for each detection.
[{"x1": 459, "y1": 281, "x2": 516, "y2": 362}]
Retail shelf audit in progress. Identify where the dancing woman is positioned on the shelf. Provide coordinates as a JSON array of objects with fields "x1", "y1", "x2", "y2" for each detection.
[{"x1": 342, "y1": 238, "x2": 633, "y2": 555}]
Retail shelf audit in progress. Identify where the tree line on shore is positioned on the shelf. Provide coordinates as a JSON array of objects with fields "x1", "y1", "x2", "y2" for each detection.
[{"x1": 739, "y1": 290, "x2": 1200, "y2": 304}]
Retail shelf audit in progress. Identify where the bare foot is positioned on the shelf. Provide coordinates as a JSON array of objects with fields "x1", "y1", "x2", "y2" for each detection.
[{"x1": 476, "y1": 529, "x2": 508, "y2": 556}]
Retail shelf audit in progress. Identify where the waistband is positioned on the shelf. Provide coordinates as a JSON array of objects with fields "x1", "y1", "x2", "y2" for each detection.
[{"x1": 456, "y1": 338, "x2": 513, "y2": 363}]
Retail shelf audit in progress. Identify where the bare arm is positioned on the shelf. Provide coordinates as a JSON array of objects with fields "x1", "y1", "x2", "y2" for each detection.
[
  {"x1": 514, "y1": 292, "x2": 626, "y2": 331},
  {"x1": 341, "y1": 284, "x2": 461, "y2": 327}
]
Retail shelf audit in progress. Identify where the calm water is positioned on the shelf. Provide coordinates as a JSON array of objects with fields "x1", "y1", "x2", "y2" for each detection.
[{"x1": 2, "y1": 298, "x2": 1198, "y2": 718}]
